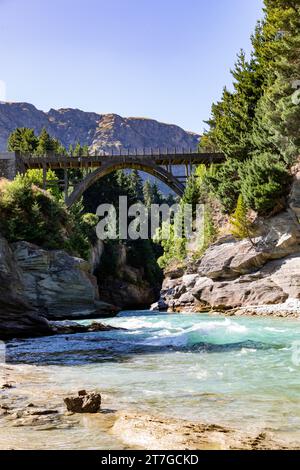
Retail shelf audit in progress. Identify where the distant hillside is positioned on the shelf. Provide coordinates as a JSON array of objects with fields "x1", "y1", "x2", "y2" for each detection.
[{"x1": 0, "y1": 102, "x2": 200, "y2": 153}]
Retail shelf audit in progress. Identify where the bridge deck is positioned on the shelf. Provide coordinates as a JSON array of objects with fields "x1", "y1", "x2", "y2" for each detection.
[{"x1": 20, "y1": 152, "x2": 225, "y2": 170}]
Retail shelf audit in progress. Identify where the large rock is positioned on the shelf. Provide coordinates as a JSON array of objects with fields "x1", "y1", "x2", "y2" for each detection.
[
  {"x1": 198, "y1": 211, "x2": 300, "y2": 280},
  {"x1": 64, "y1": 390, "x2": 101, "y2": 414},
  {"x1": 159, "y1": 207, "x2": 300, "y2": 314},
  {"x1": 12, "y1": 242, "x2": 119, "y2": 320},
  {"x1": 0, "y1": 236, "x2": 51, "y2": 339}
]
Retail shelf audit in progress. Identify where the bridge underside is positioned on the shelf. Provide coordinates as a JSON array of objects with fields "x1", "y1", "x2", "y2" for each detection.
[{"x1": 65, "y1": 160, "x2": 186, "y2": 207}]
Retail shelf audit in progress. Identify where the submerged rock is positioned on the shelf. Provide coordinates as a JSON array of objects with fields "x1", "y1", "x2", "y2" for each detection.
[
  {"x1": 50, "y1": 320, "x2": 120, "y2": 335},
  {"x1": 150, "y1": 299, "x2": 168, "y2": 311},
  {"x1": 64, "y1": 390, "x2": 101, "y2": 413}
]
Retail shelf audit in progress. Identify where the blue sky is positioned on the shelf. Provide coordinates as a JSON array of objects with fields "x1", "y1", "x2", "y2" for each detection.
[{"x1": 0, "y1": 0, "x2": 263, "y2": 133}]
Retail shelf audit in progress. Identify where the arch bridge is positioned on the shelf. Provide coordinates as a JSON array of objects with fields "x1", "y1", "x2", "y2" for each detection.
[{"x1": 17, "y1": 149, "x2": 225, "y2": 207}]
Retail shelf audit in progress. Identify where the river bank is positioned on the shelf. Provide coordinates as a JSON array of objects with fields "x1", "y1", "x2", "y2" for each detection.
[{"x1": 1, "y1": 310, "x2": 300, "y2": 450}]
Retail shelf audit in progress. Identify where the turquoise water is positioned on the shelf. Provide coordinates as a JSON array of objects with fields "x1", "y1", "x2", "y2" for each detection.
[{"x1": 5, "y1": 311, "x2": 300, "y2": 443}]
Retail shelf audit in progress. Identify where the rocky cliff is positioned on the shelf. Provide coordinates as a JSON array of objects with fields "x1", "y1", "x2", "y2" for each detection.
[
  {"x1": 94, "y1": 243, "x2": 161, "y2": 310},
  {"x1": 0, "y1": 237, "x2": 119, "y2": 339},
  {"x1": 154, "y1": 163, "x2": 300, "y2": 316},
  {"x1": 0, "y1": 102, "x2": 200, "y2": 153},
  {"x1": 0, "y1": 236, "x2": 51, "y2": 339}
]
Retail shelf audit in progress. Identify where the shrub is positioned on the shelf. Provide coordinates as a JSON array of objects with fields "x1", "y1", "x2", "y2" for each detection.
[
  {"x1": 0, "y1": 176, "x2": 67, "y2": 248},
  {"x1": 230, "y1": 194, "x2": 252, "y2": 240},
  {"x1": 0, "y1": 176, "x2": 98, "y2": 259},
  {"x1": 239, "y1": 153, "x2": 291, "y2": 215}
]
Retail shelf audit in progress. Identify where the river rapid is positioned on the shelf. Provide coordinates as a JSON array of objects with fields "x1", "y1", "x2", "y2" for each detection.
[{"x1": 1, "y1": 310, "x2": 300, "y2": 449}]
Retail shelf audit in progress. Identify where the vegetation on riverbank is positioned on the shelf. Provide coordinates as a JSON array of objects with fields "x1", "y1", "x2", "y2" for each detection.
[
  {"x1": 200, "y1": 0, "x2": 299, "y2": 215},
  {"x1": 156, "y1": 0, "x2": 300, "y2": 269}
]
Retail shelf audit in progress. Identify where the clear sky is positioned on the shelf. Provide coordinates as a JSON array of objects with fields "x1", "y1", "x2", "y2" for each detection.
[{"x1": 0, "y1": 0, "x2": 264, "y2": 133}]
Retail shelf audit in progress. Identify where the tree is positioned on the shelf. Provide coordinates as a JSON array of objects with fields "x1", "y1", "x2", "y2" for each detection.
[
  {"x1": 24, "y1": 169, "x2": 61, "y2": 200},
  {"x1": 204, "y1": 159, "x2": 242, "y2": 213},
  {"x1": 35, "y1": 128, "x2": 57, "y2": 155},
  {"x1": 198, "y1": 0, "x2": 299, "y2": 217},
  {"x1": 199, "y1": 50, "x2": 265, "y2": 160},
  {"x1": 240, "y1": 152, "x2": 291, "y2": 215},
  {"x1": 182, "y1": 174, "x2": 201, "y2": 208},
  {"x1": 230, "y1": 194, "x2": 253, "y2": 241},
  {"x1": 127, "y1": 169, "x2": 143, "y2": 201},
  {"x1": 7, "y1": 128, "x2": 38, "y2": 153},
  {"x1": 252, "y1": 1, "x2": 300, "y2": 164}
]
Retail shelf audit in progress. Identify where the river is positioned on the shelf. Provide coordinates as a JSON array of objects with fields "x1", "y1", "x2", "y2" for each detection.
[{"x1": 1, "y1": 310, "x2": 300, "y2": 449}]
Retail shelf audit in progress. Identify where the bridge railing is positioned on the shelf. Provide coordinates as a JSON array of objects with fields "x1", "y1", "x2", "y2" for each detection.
[{"x1": 19, "y1": 149, "x2": 225, "y2": 164}]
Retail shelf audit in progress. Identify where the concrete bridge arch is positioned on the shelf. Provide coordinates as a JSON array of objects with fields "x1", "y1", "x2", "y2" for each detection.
[{"x1": 66, "y1": 159, "x2": 185, "y2": 207}]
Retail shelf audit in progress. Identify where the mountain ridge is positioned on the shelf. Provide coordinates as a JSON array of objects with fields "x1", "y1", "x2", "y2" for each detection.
[{"x1": 0, "y1": 101, "x2": 200, "y2": 153}]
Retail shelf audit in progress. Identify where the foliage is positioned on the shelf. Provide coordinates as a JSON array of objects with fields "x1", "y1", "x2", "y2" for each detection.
[
  {"x1": 0, "y1": 176, "x2": 68, "y2": 249},
  {"x1": 126, "y1": 239, "x2": 163, "y2": 286},
  {"x1": 24, "y1": 169, "x2": 61, "y2": 199},
  {"x1": 202, "y1": 203, "x2": 218, "y2": 251},
  {"x1": 64, "y1": 200, "x2": 99, "y2": 259},
  {"x1": 204, "y1": 159, "x2": 242, "y2": 213},
  {"x1": 199, "y1": 0, "x2": 300, "y2": 216},
  {"x1": 0, "y1": 175, "x2": 98, "y2": 259},
  {"x1": 240, "y1": 152, "x2": 291, "y2": 215},
  {"x1": 8, "y1": 128, "x2": 38, "y2": 153},
  {"x1": 155, "y1": 222, "x2": 187, "y2": 269},
  {"x1": 230, "y1": 194, "x2": 252, "y2": 240}
]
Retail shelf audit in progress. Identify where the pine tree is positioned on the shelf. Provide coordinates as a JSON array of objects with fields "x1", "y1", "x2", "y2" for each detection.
[
  {"x1": 35, "y1": 128, "x2": 56, "y2": 155},
  {"x1": 128, "y1": 169, "x2": 143, "y2": 201},
  {"x1": 8, "y1": 128, "x2": 38, "y2": 154},
  {"x1": 252, "y1": 0, "x2": 300, "y2": 164},
  {"x1": 240, "y1": 152, "x2": 291, "y2": 215}
]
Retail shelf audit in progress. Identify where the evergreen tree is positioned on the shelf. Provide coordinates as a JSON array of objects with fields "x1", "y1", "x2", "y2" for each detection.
[
  {"x1": 240, "y1": 152, "x2": 291, "y2": 215},
  {"x1": 127, "y1": 169, "x2": 143, "y2": 201},
  {"x1": 35, "y1": 128, "x2": 57, "y2": 155},
  {"x1": 7, "y1": 128, "x2": 38, "y2": 153},
  {"x1": 199, "y1": 0, "x2": 300, "y2": 216}
]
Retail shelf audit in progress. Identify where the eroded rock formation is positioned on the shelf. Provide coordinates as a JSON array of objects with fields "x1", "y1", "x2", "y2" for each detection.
[
  {"x1": 157, "y1": 173, "x2": 300, "y2": 316},
  {"x1": 0, "y1": 237, "x2": 119, "y2": 339}
]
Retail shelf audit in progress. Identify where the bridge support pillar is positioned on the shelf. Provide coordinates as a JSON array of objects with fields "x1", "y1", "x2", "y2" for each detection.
[
  {"x1": 64, "y1": 169, "x2": 69, "y2": 201},
  {"x1": 0, "y1": 152, "x2": 18, "y2": 180}
]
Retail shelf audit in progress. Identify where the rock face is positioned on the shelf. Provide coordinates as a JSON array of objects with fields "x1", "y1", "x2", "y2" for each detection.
[
  {"x1": 11, "y1": 241, "x2": 119, "y2": 320},
  {"x1": 159, "y1": 198, "x2": 300, "y2": 315},
  {"x1": 0, "y1": 236, "x2": 52, "y2": 339},
  {"x1": 0, "y1": 102, "x2": 200, "y2": 153},
  {"x1": 96, "y1": 244, "x2": 160, "y2": 309},
  {"x1": 0, "y1": 236, "x2": 119, "y2": 339}
]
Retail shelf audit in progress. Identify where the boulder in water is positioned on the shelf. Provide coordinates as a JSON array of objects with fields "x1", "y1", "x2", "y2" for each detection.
[{"x1": 64, "y1": 391, "x2": 102, "y2": 413}]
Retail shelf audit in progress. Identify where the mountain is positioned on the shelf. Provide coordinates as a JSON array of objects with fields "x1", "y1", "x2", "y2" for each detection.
[{"x1": 0, "y1": 102, "x2": 200, "y2": 153}]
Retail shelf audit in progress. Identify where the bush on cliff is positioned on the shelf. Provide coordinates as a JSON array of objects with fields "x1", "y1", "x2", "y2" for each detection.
[
  {"x1": 0, "y1": 176, "x2": 97, "y2": 259},
  {"x1": 0, "y1": 176, "x2": 67, "y2": 248}
]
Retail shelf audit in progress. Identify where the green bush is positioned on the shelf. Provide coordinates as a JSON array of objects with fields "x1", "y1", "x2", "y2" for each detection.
[
  {"x1": 0, "y1": 176, "x2": 98, "y2": 259},
  {"x1": 0, "y1": 176, "x2": 67, "y2": 249},
  {"x1": 239, "y1": 153, "x2": 291, "y2": 215}
]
